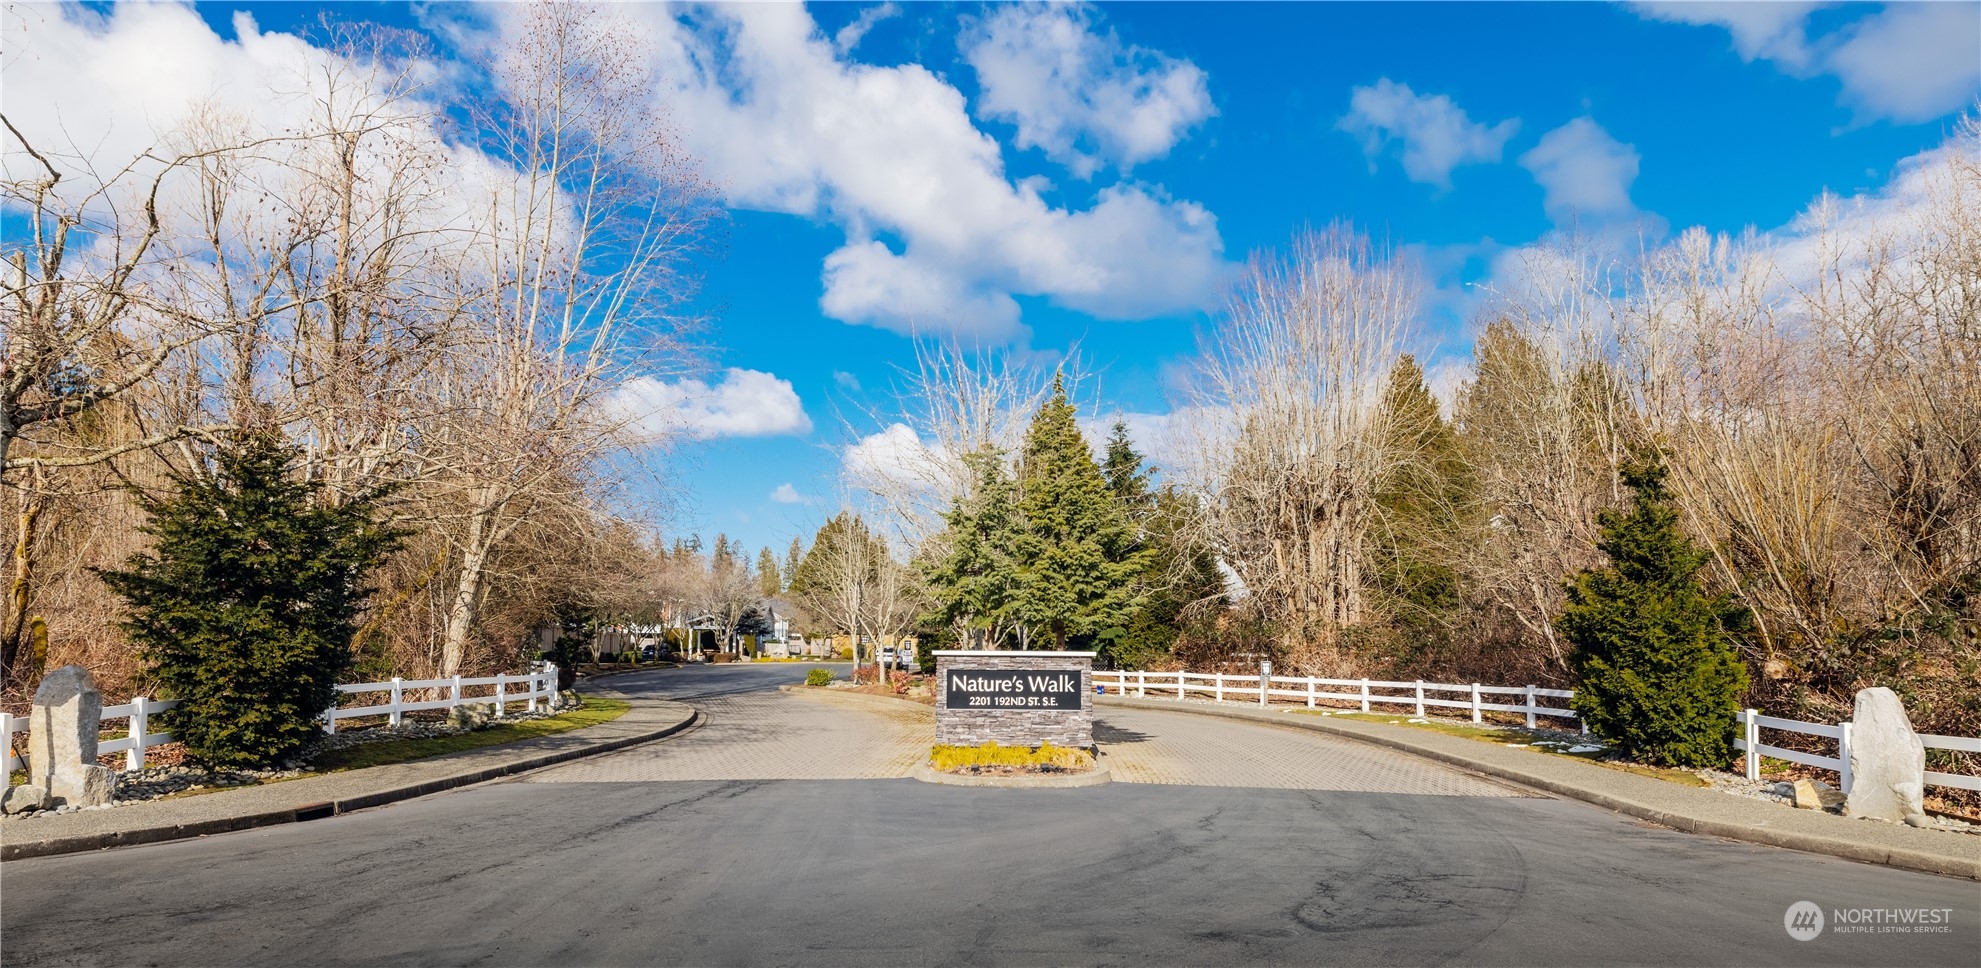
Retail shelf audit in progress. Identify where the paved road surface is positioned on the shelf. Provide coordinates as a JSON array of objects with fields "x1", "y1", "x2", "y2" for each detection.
[{"x1": 2, "y1": 663, "x2": 1972, "y2": 967}]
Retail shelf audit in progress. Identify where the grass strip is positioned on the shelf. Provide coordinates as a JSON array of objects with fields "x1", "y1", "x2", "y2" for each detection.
[
  {"x1": 1298, "y1": 709, "x2": 1708, "y2": 787},
  {"x1": 308, "y1": 697, "x2": 632, "y2": 772}
]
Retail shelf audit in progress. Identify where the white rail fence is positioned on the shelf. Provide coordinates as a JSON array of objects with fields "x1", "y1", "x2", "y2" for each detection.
[
  {"x1": 2, "y1": 665, "x2": 558, "y2": 774},
  {"x1": 1093, "y1": 670, "x2": 1981, "y2": 796}
]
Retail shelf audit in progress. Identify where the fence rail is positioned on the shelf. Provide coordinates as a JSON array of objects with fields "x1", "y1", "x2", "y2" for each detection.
[
  {"x1": 1093, "y1": 670, "x2": 1978, "y2": 795},
  {"x1": 2, "y1": 665, "x2": 557, "y2": 774},
  {"x1": 1092, "y1": 670, "x2": 1581, "y2": 730}
]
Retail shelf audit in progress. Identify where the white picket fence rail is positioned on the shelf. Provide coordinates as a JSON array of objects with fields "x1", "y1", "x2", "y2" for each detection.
[
  {"x1": 1094, "y1": 670, "x2": 1581, "y2": 729},
  {"x1": 1093, "y1": 669, "x2": 1980, "y2": 795},
  {"x1": 1, "y1": 665, "x2": 557, "y2": 774}
]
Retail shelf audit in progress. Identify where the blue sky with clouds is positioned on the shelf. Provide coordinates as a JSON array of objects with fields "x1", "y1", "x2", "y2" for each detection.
[{"x1": 9, "y1": 1, "x2": 1979, "y2": 559}]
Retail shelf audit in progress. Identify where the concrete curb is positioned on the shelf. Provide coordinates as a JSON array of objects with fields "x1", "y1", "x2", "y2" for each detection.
[
  {"x1": 1099, "y1": 696, "x2": 1981, "y2": 881},
  {"x1": 1, "y1": 704, "x2": 700, "y2": 862},
  {"x1": 911, "y1": 759, "x2": 1112, "y2": 788}
]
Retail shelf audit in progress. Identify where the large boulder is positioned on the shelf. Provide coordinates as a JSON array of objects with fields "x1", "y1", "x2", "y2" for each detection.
[
  {"x1": 28, "y1": 665, "x2": 119, "y2": 808},
  {"x1": 3, "y1": 783, "x2": 51, "y2": 815},
  {"x1": 1845, "y1": 687, "x2": 1926, "y2": 823}
]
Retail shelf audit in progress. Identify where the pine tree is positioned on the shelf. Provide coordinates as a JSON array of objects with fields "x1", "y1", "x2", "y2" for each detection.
[
  {"x1": 783, "y1": 537, "x2": 804, "y2": 591},
  {"x1": 1013, "y1": 374, "x2": 1144, "y2": 649},
  {"x1": 924, "y1": 446, "x2": 1024, "y2": 649},
  {"x1": 1370, "y1": 355, "x2": 1472, "y2": 627},
  {"x1": 758, "y1": 546, "x2": 782, "y2": 598},
  {"x1": 97, "y1": 433, "x2": 403, "y2": 768},
  {"x1": 1101, "y1": 420, "x2": 1154, "y2": 510},
  {"x1": 1557, "y1": 451, "x2": 1751, "y2": 767}
]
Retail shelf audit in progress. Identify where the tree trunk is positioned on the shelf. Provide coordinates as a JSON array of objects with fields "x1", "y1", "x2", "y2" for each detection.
[
  {"x1": 1, "y1": 487, "x2": 41, "y2": 687},
  {"x1": 441, "y1": 508, "x2": 493, "y2": 678}
]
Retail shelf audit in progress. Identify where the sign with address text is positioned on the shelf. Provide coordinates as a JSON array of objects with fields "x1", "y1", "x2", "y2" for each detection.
[{"x1": 945, "y1": 669, "x2": 1081, "y2": 710}]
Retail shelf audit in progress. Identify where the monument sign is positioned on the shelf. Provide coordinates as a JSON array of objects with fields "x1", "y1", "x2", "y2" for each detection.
[{"x1": 935, "y1": 650, "x2": 1094, "y2": 749}]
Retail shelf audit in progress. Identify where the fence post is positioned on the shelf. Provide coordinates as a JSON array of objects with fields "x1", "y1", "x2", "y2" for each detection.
[
  {"x1": 1177, "y1": 671, "x2": 1184, "y2": 700},
  {"x1": 451, "y1": 675, "x2": 463, "y2": 710},
  {"x1": 495, "y1": 674, "x2": 507, "y2": 718},
  {"x1": 1137, "y1": 671, "x2": 1146, "y2": 699},
  {"x1": 323, "y1": 706, "x2": 336, "y2": 735},
  {"x1": 1525, "y1": 686, "x2": 1537, "y2": 729},
  {"x1": 1215, "y1": 674, "x2": 1224, "y2": 703},
  {"x1": 389, "y1": 677, "x2": 404, "y2": 727},
  {"x1": 126, "y1": 696, "x2": 149, "y2": 771},
  {"x1": 1258, "y1": 663, "x2": 1270, "y2": 707},
  {"x1": 1307, "y1": 677, "x2": 1316, "y2": 709},
  {"x1": 1414, "y1": 680, "x2": 1425, "y2": 717},
  {"x1": 0, "y1": 712, "x2": 16, "y2": 772},
  {"x1": 1743, "y1": 709, "x2": 1760, "y2": 780},
  {"x1": 1471, "y1": 683, "x2": 1482, "y2": 724},
  {"x1": 1839, "y1": 720, "x2": 1853, "y2": 794},
  {"x1": 1360, "y1": 678, "x2": 1370, "y2": 713}
]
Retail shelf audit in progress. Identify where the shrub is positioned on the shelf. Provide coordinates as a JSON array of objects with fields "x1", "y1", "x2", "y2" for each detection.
[
  {"x1": 97, "y1": 433, "x2": 403, "y2": 769},
  {"x1": 805, "y1": 668, "x2": 834, "y2": 687},
  {"x1": 1558, "y1": 452, "x2": 1751, "y2": 768},
  {"x1": 928, "y1": 742, "x2": 1094, "y2": 772}
]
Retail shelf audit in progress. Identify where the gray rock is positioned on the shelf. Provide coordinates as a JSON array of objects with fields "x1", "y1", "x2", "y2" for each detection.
[
  {"x1": 28, "y1": 665, "x2": 119, "y2": 808},
  {"x1": 1845, "y1": 687, "x2": 1926, "y2": 822},
  {"x1": 1904, "y1": 813, "x2": 1933, "y2": 828},
  {"x1": 3, "y1": 784, "x2": 51, "y2": 815}
]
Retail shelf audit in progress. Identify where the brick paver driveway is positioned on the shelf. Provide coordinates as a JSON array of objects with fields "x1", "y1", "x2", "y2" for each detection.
[
  {"x1": 526, "y1": 666, "x2": 1524, "y2": 799},
  {"x1": 524, "y1": 685, "x2": 929, "y2": 782}
]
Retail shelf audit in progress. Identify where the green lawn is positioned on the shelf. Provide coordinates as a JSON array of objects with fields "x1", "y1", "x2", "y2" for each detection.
[
  {"x1": 1298, "y1": 710, "x2": 1709, "y2": 787},
  {"x1": 307, "y1": 697, "x2": 632, "y2": 772}
]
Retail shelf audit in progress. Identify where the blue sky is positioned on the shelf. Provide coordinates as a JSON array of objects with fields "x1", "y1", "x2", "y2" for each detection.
[{"x1": 9, "y1": 1, "x2": 1979, "y2": 559}]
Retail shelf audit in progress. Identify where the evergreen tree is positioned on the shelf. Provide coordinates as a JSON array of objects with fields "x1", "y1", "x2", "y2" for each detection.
[
  {"x1": 1557, "y1": 451, "x2": 1751, "y2": 767},
  {"x1": 97, "y1": 433, "x2": 403, "y2": 768},
  {"x1": 783, "y1": 537, "x2": 804, "y2": 591},
  {"x1": 1101, "y1": 420, "x2": 1154, "y2": 510},
  {"x1": 1013, "y1": 374, "x2": 1145, "y2": 648},
  {"x1": 1370, "y1": 355, "x2": 1472, "y2": 627},
  {"x1": 758, "y1": 546, "x2": 782, "y2": 598},
  {"x1": 923, "y1": 446, "x2": 1024, "y2": 649}
]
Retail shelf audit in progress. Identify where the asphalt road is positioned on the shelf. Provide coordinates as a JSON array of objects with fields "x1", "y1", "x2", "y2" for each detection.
[{"x1": 1, "y1": 663, "x2": 1973, "y2": 967}]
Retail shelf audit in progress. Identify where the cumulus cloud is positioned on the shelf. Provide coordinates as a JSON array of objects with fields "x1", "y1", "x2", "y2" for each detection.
[
  {"x1": 1338, "y1": 79, "x2": 1519, "y2": 189},
  {"x1": 615, "y1": 368, "x2": 812, "y2": 441},
  {"x1": 1519, "y1": 117, "x2": 1642, "y2": 224},
  {"x1": 962, "y1": 2, "x2": 1216, "y2": 178},
  {"x1": 841, "y1": 422, "x2": 952, "y2": 495},
  {"x1": 769, "y1": 483, "x2": 807, "y2": 504},
  {"x1": 1633, "y1": 2, "x2": 1980, "y2": 123},
  {"x1": 628, "y1": 4, "x2": 1226, "y2": 339}
]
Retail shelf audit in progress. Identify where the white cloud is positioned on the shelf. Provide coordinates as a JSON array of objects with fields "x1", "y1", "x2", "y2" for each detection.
[
  {"x1": 1338, "y1": 79, "x2": 1519, "y2": 189},
  {"x1": 615, "y1": 368, "x2": 813, "y2": 441},
  {"x1": 1633, "y1": 2, "x2": 1822, "y2": 69},
  {"x1": 841, "y1": 422, "x2": 952, "y2": 495},
  {"x1": 962, "y1": 2, "x2": 1216, "y2": 178},
  {"x1": 1519, "y1": 117, "x2": 1642, "y2": 224},
  {"x1": 833, "y1": 2, "x2": 900, "y2": 54},
  {"x1": 769, "y1": 483, "x2": 806, "y2": 504},
  {"x1": 628, "y1": 4, "x2": 1226, "y2": 338},
  {"x1": 1632, "y1": 2, "x2": 1981, "y2": 123},
  {"x1": 1822, "y1": 4, "x2": 1981, "y2": 124}
]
